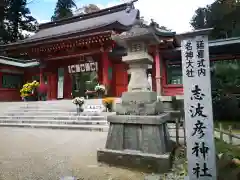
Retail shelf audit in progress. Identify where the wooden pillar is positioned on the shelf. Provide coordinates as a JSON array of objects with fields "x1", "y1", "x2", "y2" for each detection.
[
  {"x1": 47, "y1": 74, "x2": 51, "y2": 100},
  {"x1": 0, "y1": 72, "x2": 3, "y2": 88},
  {"x1": 101, "y1": 51, "x2": 114, "y2": 96},
  {"x1": 39, "y1": 68, "x2": 43, "y2": 84},
  {"x1": 47, "y1": 73, "x2": 57, "y2": 100},
  {"x1": 154, "y1": 48, "x2": 162, "y2": 95},
  {"x1": 64, "y1": 67, "x2": 72, "y2": 99},
  {"x1": 98, "y1": 58, "x2": 103, "y2": 84},
  {"x1": 102, "y1": 51, "x2": 110, "y2": 86},
  {"x1": 152, "y1": 60, "x2": 156, "y2": 91}
]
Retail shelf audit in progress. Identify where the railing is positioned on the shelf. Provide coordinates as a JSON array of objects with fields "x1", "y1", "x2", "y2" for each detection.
[
  {"x1": 166, "y1": 110, "x2": 186, "y2": 146},
  {"x1": 168, "y1": 110, "x2": 240, "y2": 146},
  {"x1": 215, "y1": 123, "x2": 240, "y2": 145}
]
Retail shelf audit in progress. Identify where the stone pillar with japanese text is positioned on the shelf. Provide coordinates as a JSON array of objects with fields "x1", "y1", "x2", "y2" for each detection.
[{"x1": 180, "y1": 29, "x2": 217, "y2": 180}]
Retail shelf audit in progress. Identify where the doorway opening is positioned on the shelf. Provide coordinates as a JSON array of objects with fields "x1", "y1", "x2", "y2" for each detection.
[{"x1": 72, "y1": 71, "x2": 98, "y2": 98}]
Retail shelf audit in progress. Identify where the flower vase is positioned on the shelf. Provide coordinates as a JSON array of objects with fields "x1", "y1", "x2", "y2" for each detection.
[
  {"x1": 76, "y1": 105, "x2": 80, "y2": 115},
  {"x1": 25, "y1": 96, "x2": 36, "y2": 101},
  {"x1": 97, "y1": 91, "x2": 104, "y2": 98},
  {"x1": 76, "y1": 105, "x2": 83, "y2": 115},
  {"x1": 106, "y1": 104, "x2": 113, "y2": 112}
]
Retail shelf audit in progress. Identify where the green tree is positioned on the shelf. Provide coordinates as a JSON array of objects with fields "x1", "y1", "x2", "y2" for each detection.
[
  {"x1": 211, "y1": 61, "x2": 240, "y2": 120},
  {"x1": 51, "y1": 0, "x2": 77, "y2": 21},
  {"x1": 0, "y1": 0, "x2": 10, "y2": 44},
  {"x1": 6, "y1": 0, "x2": 38, "y2": 42},
  {"x1": 190, "y1": 0, "x2": 240, "y2": 39}
]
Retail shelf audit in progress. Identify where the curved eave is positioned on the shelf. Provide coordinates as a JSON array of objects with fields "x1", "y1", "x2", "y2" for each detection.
[
  {"x1": 155, "y1": 31, "x2": 176, "y2": 37},
  {"x1": 154, "y1": 27, "x2": 176, "y2": 37},
  {"x1": 0, "y1": 56, "x2": 39, "y2": 67}
]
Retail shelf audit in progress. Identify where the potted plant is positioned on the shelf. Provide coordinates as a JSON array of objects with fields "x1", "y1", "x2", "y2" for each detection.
[
  {"x1": 94, "y1": 84, "x2": 105, "y2": 98},
  {"x1": 72, "y1": 97, "x2": 85, "y2": 115},
  {"x1": 20, "y1": 81, "x2": 39, "y2": 101},
  {"x1": 102, "y1": 97, "x2": 115, "y2": 112}
]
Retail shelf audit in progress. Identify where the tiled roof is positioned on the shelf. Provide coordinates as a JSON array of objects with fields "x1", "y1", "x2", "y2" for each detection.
[
  {"x1": 4, "y1": 3, "x2": 139, "y2": 46},
  {"x1": 27, "y1": 9, "x2": 138, "y2": 42}
]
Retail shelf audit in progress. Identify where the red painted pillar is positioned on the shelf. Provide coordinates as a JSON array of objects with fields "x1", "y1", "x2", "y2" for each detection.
[
  {"x1": 64, "y1": 67, "x2": 72, "y2": 99},
  {"x1": 152, "y1": 61, "x2": 156, "y2": 92},
  {"x1": 39, "y1": 68, "x2": 43, "y2": 84},
  {"x1": 97, "y1": 59, "x2": 103, "y2": 84},
  {"x1": 47, "y1": 74, "x2": 51, "y2": 100},
  {"x1": 47, "y1": 73, "x2": 57, "y2": 100},
  {"x1": 101, "y1": 51, "x2": 112, "y2": 95},
  {"x1": 154, "y1": 48, "x2": 162, "y2": 95},
  {"x1": 0, "y1": 72, "x2": 3, "y2": 88},
  {"x1": 102, "y1": 51, "x2": 110, "y2": 86},
  {"x1": 161, "y1": 59, "x2": 167, "y2": 94}
]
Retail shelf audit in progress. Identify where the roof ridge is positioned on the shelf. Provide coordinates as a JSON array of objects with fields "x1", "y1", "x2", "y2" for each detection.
[{"x1": 39, "y1": 2, "x2": 132, "y2": 31}]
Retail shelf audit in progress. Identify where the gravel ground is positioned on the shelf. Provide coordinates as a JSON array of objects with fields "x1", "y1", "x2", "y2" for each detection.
[
  {"x1": 0, "y1": 127, "x2": 187, "y2": 180},
  {"x1": 0, "y1": 127, "x2": 145, "y2": 180}
]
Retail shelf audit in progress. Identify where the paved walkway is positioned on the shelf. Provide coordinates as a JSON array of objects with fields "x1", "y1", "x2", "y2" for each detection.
[{"x1": 0, "y1": 127, "x2": 144, "y2": 180}]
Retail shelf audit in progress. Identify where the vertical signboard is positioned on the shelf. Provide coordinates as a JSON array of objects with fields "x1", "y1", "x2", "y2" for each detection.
[{"x1": 181, "y1": 35, "x2": 217, "y2": 180}]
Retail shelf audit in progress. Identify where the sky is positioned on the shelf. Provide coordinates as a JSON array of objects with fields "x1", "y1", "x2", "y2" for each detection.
[{"x1": 27, "y1": 0, "x2": 216, "y2": 34}]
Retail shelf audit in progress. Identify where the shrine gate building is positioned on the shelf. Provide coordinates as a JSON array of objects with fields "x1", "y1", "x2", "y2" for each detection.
[{"x1": 0, "y1": 2, "x2": 240, "y2": 101}]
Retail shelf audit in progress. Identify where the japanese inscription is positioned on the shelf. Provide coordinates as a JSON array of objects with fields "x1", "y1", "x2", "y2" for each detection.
[
  {"x1": 196, "y1": 40, "x2": 206, "y2": 77},
  {"x1": 184, "y1": 41, "x2": 195, "y2": 77},
  {"x1": 181, "y1": 35, "x2": 217, "y2": 180}
]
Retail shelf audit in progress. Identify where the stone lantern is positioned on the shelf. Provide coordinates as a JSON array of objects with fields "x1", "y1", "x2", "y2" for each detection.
[{"x1": 97, "y1": 19, "x2": 175, "y2": 173}]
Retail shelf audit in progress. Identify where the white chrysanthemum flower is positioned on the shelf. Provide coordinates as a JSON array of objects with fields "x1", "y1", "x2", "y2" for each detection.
[
  {"x1": 94, "y1": 84, "x2": 106, "y2": 92},
  {"x1": 72, "y1": 97, "x2": 85, "y2": 105}
]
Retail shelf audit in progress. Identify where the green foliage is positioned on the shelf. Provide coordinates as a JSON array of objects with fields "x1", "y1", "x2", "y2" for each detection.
[
  {"x1": 215, "y1": 138, "x2": 240, "y2": 158},
  {"x1": 0, "y1": 0, "x2": 37, "y2": 44},
  {"x1": 51, "y1": 0, "x2": 77, "y2": 21},
  {"x1": 211, "y1": 62, "x2": 240, "y2": 121},
  {"x1": 191, "y1": 0, "x2": 240, "y2": 39},
  {"x1": 0, "y1": 0, "x2": 10, "y2": 44}
]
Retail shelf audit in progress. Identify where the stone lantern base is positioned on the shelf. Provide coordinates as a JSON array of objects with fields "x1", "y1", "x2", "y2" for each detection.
[{"x1": 97, "y1": 92, "x2": 175, "y2": 173}]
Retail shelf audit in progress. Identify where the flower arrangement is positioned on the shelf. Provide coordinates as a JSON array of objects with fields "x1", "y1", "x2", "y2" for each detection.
[
  {"x1": 20, "y1": 80, "x2": 40, "y2": 98},
  {"x1": 95, "y1": 84, "x2": 105, "y2": 98},
  {"x1": 102, "y1": 97, "x2": 115, "y2": 112},
  {"x1": 72, "y1": 97, "x2": 85, "y2": 115},
  {"x1": 95, "y1": 84, "x2": 105, "y2": 92},
  {"x1": 72, "y1": 97, "x2": 85, "y2": 106}
]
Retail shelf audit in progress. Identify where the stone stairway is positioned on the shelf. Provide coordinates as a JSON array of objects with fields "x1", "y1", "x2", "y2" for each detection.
[{"x1": 0, "y1": 100, "x2": 110, "y2": 131}]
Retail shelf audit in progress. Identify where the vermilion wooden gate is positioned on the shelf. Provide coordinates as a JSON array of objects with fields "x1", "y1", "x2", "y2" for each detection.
[{"x1": 113, "y1": 63, "x2": 128, "y2": 97}]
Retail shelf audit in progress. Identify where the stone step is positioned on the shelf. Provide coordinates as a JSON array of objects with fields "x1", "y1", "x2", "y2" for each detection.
[
  {"x1": 13, "y1": 106, "x2": 76, "y2": 110},
  {"x1": 10, "y1": 105, "x2": 105, "y2": 110},
  {"x1": 7, "y1": 109, "x2": 77, "y2": 112},
  {"x1": 4, "y1": 111, "x2": 114, "y2": 116},
  {"x1": 5, "y1": 112, "x2": 78, "y2": 116},
  {"x1": 0, "y1": 115, "x2": 106, "y2": 121},
  {"x1": 0, "y1": 123, "x2": 109, "y2": 131},
  {"x1": 0, "y1": 119, "x2": 108, "y2": 125}
]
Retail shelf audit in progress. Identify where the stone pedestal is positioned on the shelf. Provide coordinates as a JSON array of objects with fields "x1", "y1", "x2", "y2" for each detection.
[{"x1": 97, "y1": 92, "x2": 175, "y2": 173}]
